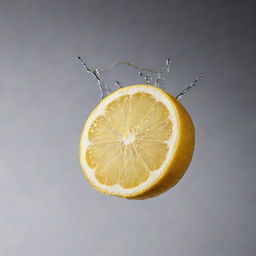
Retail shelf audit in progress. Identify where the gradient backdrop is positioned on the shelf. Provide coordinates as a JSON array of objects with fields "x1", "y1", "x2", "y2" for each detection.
[{"x1": 1, "y1": 0, "x2": 255, "y2": 255}]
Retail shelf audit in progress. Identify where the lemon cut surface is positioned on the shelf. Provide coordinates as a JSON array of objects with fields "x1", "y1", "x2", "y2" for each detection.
[{"x1": 80, "y1": 84, "x2": 195, "y2": 199}]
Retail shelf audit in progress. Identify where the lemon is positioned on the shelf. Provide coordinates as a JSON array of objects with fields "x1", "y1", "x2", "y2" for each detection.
[{"x1": 80, "y1": 84, "x2": 195, "y2": 199}]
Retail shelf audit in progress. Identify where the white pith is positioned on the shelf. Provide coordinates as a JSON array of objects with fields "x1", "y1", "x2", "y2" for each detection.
[
  {"x1": 122, "y1": 133, "x2": 136, "y2": 145},
  {"x1": 80, "y1": 85, "x2": 179, "y2": 196}
]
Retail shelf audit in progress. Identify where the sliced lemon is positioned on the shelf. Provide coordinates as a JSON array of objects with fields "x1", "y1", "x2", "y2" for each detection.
[{"x1": 80, "y1": 84, "x2": 195, "y2": 199}]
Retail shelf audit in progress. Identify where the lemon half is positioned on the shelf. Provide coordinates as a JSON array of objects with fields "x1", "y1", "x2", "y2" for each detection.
[{"x1": 80, "y1": 84, "x2": 195, "y2": 199}]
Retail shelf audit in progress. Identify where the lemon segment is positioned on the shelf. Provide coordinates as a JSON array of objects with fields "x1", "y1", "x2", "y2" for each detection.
[{"x1": 80, "y1": 84, "x2": 195, "y2": 199}]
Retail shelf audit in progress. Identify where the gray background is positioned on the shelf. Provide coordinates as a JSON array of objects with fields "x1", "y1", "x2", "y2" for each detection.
[{"x1": 0, "y1": 0, "x2": 255, "y2": 255}]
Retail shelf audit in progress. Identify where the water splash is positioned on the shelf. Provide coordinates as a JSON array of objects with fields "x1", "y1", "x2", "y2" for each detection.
[
  {"x1": 77, "y1": 56, "x2": 110, "y2": 99},
  {"x1": 176, "y1": 75, "x2": 203, "y2": 100},
  {"x1": 77, "y1": 56, "x2": 202, "y2": 100},
  {"x1": 99, "y1": 58, "x2": 172, "y2": 89}
]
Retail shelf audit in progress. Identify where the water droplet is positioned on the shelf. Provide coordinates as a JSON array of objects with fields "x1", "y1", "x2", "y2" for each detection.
[{"x1": 114, "y1": 81, "x2": 121, "y2": 88}]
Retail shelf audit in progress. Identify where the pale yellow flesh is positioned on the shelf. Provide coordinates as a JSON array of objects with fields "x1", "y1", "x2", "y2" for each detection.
[
  {"x1": 80, "y1": 85, "x2": 195, "y2": 199},
  {"x1": 86, "y1": 92, "x2": 172, "y2": 188}
]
